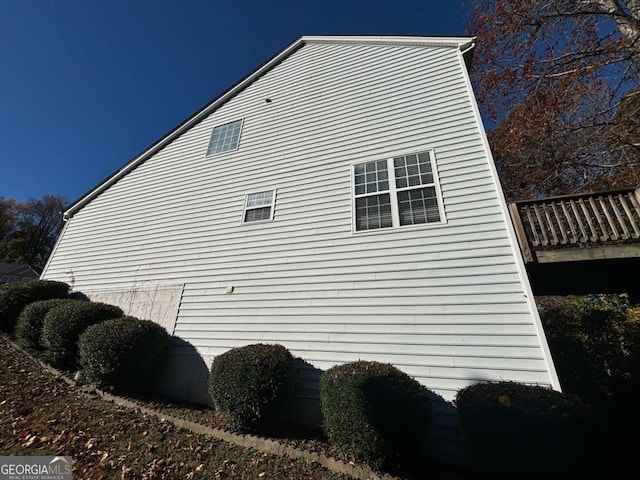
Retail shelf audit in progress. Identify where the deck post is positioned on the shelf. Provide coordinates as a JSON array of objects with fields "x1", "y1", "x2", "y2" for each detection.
[{"x1": 508, "y1": 203, "x2": 534, "y2": 263}]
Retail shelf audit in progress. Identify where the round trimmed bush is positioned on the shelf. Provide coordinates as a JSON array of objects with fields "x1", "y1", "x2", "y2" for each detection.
[
  {"x1": 319, "y1": 361, "x2": 432, "y2": 469},
  {"x1": 0, "y1": 279, "x2": 69, "y2": 333},
  {"x1": 41, "y1": 301, "x2": 123, "y2": 368},
  {"x1": 208, "y1": 343, "x2": 297, "y2": 432},
  {"x1": 455, "y1": 381, "x2": 606, "y2": 480},
  {"x1": 16, "y1": 298, "x2": 83, "y2": 352},
  {"x1": 79, "y1": 316, "x2": 171, "y2": 393}
]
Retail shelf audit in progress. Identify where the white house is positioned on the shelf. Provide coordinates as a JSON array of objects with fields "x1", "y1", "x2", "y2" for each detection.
[{"x1": 42, "y1": 36, "x2": 560, "y2": 457}]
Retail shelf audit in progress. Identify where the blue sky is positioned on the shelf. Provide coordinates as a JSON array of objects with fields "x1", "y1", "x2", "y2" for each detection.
[{"x1": 0, "y1": 0, "x2": 469, "y2": 203}]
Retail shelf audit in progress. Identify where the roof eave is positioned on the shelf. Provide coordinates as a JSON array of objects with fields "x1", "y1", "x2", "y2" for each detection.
[
  {"x1": 302, "y1": 35, "x2": 475, "y2": 50},
  {"x1": 64, "y1": 35, "x2": 306, "y2": 220}
]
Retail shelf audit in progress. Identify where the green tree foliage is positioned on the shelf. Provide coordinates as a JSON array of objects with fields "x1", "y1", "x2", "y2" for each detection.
[
  {"x1": 538, "y1": 295, "x2": 640, "y2": 424},
  {"x1": 466, "y1": 0, "x2": 640, "y2": 199},
  {"x1": 0, "y1": 195, "x2": 67, "y2": 267}
]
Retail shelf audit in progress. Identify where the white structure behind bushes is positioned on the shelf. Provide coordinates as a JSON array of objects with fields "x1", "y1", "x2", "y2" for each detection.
[{"x1": 42, "y1": 36, "x2": 560, "y2": 457}]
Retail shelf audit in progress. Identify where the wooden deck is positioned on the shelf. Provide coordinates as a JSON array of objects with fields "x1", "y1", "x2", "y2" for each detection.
[{"x1": 508, "y1": 188, "x2": 640, "y2": 298}]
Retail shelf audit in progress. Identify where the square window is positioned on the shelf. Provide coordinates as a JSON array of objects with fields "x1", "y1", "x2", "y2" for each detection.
[
  {"x1": 207, "y1": 119, "x2": 243, "y2": 156},
  {"x1": 398, "y1": 186, "x2": 441, "y2": 226},
  {"x1": 356, "y1": 160, "x2": 389, "y2": 195},
  {"x1": 355, "y1": 194, "x2": 392, "y2": 231}
]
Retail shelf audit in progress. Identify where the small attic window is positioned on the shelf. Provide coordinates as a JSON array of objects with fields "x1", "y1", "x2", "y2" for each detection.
[{"x1": 207, "y1": 119, "x2": 243, "y2": 156}]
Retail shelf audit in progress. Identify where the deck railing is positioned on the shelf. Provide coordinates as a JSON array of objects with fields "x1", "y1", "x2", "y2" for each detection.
[{"x1": 509, "y1": 188, "x2": 640, "y2": 262}]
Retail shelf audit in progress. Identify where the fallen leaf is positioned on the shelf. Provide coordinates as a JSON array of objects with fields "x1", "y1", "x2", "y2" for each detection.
[
  {"x1": 258, "y1": 472, "x2": 266, "y2": 477},
  {"x1": 121, "y1": 464, "x2": 132, "y2": 480}
]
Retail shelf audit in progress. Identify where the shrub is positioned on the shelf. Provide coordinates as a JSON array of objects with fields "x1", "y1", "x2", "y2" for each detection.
[
  {"x1": 41, "y1": 301, "x2": 123, "y2": 368},
  {"x1": 455, "y1": 381, "x2": 606, "y2": 480},
  {"x1": 78, "y1": 316, "x2": 171, "y2": 393},
  {"x1": 538, "y1": 295, "x2": 640, "y2": 425},
  {"x1": 208, "y1": 343, "x2": 297, "y2": 432},
  {"x1": 319, "y1": 361, "x2": 432, "y2": 470},
  {"x1": 16, "y1": 298, "x2": 83, "y2": 352},
  {"x1": 0, "y1": 279, "x2": 69, "y2": 333}
]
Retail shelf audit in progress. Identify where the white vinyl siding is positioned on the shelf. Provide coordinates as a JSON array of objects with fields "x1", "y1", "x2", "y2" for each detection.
[{"x1": 42, "y1": 40, "x2": 557, "y2": 457}]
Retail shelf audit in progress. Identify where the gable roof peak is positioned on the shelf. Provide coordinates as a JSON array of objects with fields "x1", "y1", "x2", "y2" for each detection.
[{"x1": 64, "y1": 35, "x2": 475, "y2": 219}]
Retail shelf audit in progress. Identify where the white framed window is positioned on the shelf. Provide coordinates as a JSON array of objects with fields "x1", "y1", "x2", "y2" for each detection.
[
  {"x1": 207, "y1": 119, "x2": 243, "y2": 156},
  {"x1": 242, "y1": 189, "x2": 276, "y2": 223},
  {"x1": 352, "y1": 150, "x2": 445, "y2": 232}
]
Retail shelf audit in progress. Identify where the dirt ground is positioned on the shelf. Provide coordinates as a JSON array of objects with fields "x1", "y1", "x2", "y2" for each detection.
[{"x1": 0, "y1": 335, "x2": 348, "y2": 479}]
